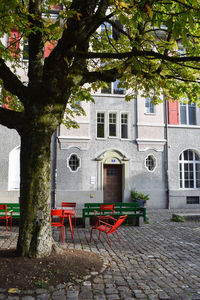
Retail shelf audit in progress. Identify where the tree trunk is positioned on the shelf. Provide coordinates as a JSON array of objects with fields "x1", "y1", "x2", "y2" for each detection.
[{"x1": 17, "y1": 126, "x2": 54, "y2": 257}]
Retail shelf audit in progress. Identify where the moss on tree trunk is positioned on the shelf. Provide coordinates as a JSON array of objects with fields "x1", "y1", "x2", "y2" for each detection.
[{"x1": 17, "y1": 125, "x2": 54, "y2": 258}]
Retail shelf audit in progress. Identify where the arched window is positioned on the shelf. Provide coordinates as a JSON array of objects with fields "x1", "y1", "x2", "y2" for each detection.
[
  {"x1": 179, "y1": 150, "x2": 200, "y2": 188},
  {"x1": 145, "y1": 155, "x2": 156, "y2": 172},
  {"x1": 8, "y1": 146, "x2": 20, "y2": 190},
  {"x1": 68, "y1": 154, "x2": 80, "y2": 172}
]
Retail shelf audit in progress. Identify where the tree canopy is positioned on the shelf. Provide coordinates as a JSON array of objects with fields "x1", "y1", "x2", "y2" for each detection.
[
  {"x1": 0, "y1": 0, "x2": 200, "y2": 257},
  {"x1": 0, "y1": 0, "x2": 200, "y2": 118}
]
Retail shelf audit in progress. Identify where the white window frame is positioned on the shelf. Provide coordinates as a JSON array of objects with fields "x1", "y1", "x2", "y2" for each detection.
[
  {"x1": 96, "y1": 112, "x2": 105, "y2": 139},
  {"x1": 179, "y1": 149, "x2": 200, "y2": 189},
  {"x1": 120, "y1": 112, "x2": 129, "y2": 139},
  {"x1": 108, "y1": 112, "x2": 117, "y2": 138},
  {"x1": 145, "y1": 154, "x2": 157, "y2": 172},
  {"x1": 179, "y1": 102, "x2": 196, "y2": 125},
  {"x1": 22, "y1": 38, "x2": 29, "y2": 61},
  {"x1": 67, "y1": 154, "x2": 81, "y2": 173},
  {"x1": 101, "y1": 80, "x2": 125, "y2": 95},
  {"x1": 145, "y1": 97, "x2": 156, "y2": 114}
]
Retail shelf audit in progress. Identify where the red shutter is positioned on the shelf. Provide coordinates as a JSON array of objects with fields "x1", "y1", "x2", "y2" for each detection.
[
  {"x1": 44, "y1": 41, "x2": 55, "y2": 58},
  {"x1": 8, "y1": 29, "x2": 20, "y2": 57},
  {"x1": 50, "y1": 4, "x2": 62, "y2": 10},
  {"x1": 3, "y1": 96, "x2": 11, "y2": 110},
  {"x1": 168, "y1": 100, "x2": 179, "y2": 124}
]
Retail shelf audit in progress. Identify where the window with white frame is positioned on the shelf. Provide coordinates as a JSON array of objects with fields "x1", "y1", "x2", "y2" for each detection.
[
  {"x1": 100, "y1": 21, "x2": 125, "y2": 95},
  {"x1": 179, "y1": 149, "x2": 200, "y2": 188},
  {"x1": 101, "y1": 80, "x2": 125, "y2": 95},
  {"x1": 109, "y1": 113, "x2": 117, "y2": 137},
  {"x1": 97, "y1": 112, "x2": 105, "y2": 138},
  {"x1": 68, "y1": 154, "x2": 80, "y2": 172},
  {"x1": 145, "y1": 155, "x2": 156, "y2": 172},
  {"x1": 180, "y1": 102, "x2": 196, "y2": 125},
  {"x1": 121, "y1": 113, "x2": 128, "y2": 139},
  {"x1": 145, "y1": 97, "x2": 155, "y2": 114},
  {"x1": 23, "y1": 38, "x2": 29, "y2": 60}
]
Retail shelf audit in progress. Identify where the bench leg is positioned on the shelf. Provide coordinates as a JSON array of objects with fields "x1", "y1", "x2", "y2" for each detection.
[{"x1": 82, "y1": 218, "x2": 85, "y2": 228}]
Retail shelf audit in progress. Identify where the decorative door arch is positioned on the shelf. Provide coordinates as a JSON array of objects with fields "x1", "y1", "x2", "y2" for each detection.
[{"x1": 96, "y1": 149, "x2": 130, "y2": 203}]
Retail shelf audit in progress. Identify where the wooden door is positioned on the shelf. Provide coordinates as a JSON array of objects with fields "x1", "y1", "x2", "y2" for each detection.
[{"x1": 103, "y1": 164, "x2": 122, "y2": 203}]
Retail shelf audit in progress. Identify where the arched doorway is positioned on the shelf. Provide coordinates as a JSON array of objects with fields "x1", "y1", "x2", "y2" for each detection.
[{"x1": 96, "y1": 149, "x2": 130, "y2": 203}]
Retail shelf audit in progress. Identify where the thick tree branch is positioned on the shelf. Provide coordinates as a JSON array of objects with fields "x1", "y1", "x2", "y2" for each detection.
[
  {"x1": 0, "y1": 58, "x2": 28, "y2": 101},
  {"x1": 28, "y1": 0, "x2": 44, "y2": 86},
  {"x1": 0, "y1": 107, "x2": 24, "y2": 132},
  {"x1": 76, "y1": 49, "x2": 200, "y2": 64}
]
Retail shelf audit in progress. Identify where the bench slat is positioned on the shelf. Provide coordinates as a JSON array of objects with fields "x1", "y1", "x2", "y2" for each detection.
[{"x1": 0, "y1": 203, "x2": 20, "y2": 219}]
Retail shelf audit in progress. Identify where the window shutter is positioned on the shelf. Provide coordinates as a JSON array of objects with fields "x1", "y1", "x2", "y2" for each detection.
[
  {"x1": 168, "y1": 100, "x2": 179, "y2": 124},
  {"x1": 3, "y1": 96, "x2": 11, "y2": 110},
  {"x1": 44, "y1": 41, "x2": 55, "y2": 58},
  {"x1": 8, "y1": 29, "x2": 20, "y2": 57}
]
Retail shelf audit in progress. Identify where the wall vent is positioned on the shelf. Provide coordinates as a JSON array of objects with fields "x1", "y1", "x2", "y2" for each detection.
[{"x1": 186, "y1": 196, "x2": 200, "y2": 204}]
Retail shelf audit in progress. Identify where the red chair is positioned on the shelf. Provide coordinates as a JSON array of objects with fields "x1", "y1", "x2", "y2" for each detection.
[
  {"x1": 100, "y1": 204, "x2": 115, "y2": 216},
  {"x1": 51, "y1": 209, "x2": 65, "y2": 243},
  {"x1": 90, "y1": 215, "x2": 127, "y2": 246},
  {"x1": 94, "y1": 204, "x2": 115, "y2": 225},
  {"x1": 0, "y1": 204, "x2": 13, "y2": 234},
  {"x1": 61, "y1": 202, "x2": 76, "y2": 227}
]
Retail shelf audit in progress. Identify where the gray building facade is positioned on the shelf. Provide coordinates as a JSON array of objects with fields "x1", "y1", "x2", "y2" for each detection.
[{"x1": 1, "y1": 92, "x2": 200, "y2": 211}]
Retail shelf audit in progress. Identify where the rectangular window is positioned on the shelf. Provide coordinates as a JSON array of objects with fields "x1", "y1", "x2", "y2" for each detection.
[
  {"x1": 184, "y1": 163, "x2": 194, "y2": 188},
  {"x1": 23, "y1": 39, "x2": 29, "y2": 60},
  {"x1": 113, "y1": 80, "x2": 125, "y2": 95},
  {"x1": 189, "y1": 103, "x2": 196, "y2": 125},
  {"x1": 101, "y1": 81, "x2": 125, "y2": 95},
  {"x1": 187, "y1": 196, "x2": 200, "y2": 204},
  {"x1": 97, "y1": 113, "x2": 105, "y2": 138},
  {"x1": 145, "y1": 97, "x2": 155, "y2": 114},
  {"x1": 101, "y1": 83, "x2": 111, "y2": 94},
  {"x1": 121, "y1": 113, "x2": 128, "y2": 139},
  {"x1": 180, "y1": 103, "x2": 186, "y2": 124},
  {"x1": 109, "y1": 113, "x2": 117, "y2": 137},
  {"x1": 180, "y1": 102, "x2": 196, "y2": 125}
]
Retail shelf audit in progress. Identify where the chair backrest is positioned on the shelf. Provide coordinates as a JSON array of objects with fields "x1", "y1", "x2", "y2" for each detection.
[
  {"x1": 51, "y1": 209, "x2": 64, "y2": 223},
  {"x1": 0, "y1": 204, "x2": 7, "y2": 216},
  {"x1": 108, "y1": 215, "x2": 127, "y2": 234},
  {"x1": 61, "y1": 202, "x2": 76, "y2": 208},
  {"x1": 100, "y1": 204, "x2": 115, "y2": 215}
]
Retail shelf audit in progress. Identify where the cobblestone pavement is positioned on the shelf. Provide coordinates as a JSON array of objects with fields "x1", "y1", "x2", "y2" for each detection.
[{"x1": 1, "y1": 209, "x2": 200, "y2": 299}]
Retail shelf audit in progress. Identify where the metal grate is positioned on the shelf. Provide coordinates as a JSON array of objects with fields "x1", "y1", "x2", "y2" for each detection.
[{"x1": 186, "y1": 196, "x2": 200, "y2": 204}]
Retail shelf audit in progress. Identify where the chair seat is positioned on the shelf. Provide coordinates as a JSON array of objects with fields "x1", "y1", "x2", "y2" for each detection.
[
  {"x1": 96, "y1": 224, "x2": 111, "y2": 233},
  {"x1": 51, "y1": 221, "x2": 63, "y2": 227},
  {"x1": 90, "y1": 215, "x2": 127, "y2": 246}
]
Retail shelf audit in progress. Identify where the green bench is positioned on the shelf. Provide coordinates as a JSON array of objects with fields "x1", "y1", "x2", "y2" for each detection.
[
  {"x1": 82, "y1": 202, "x2": 146, "y2": 227},
  {"x1": 0, "y1": 203, "x2": 20, "y2": 219}
]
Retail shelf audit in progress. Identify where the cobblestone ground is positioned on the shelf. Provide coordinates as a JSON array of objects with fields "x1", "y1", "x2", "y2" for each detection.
[{"x1": 1, "y1": 209, "x2": 200, "y2": 299}]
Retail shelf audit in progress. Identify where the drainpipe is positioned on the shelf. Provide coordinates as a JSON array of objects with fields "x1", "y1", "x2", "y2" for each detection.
[
  {"x1": 135, "y1": 88, "x2": 139, "y2": 143},
  {"x1": 164, "y1": 96, "x2": 170, "y2": 209},
  {"x1": 51, "y1": 127, "x2": 58, "y2": 208}
]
